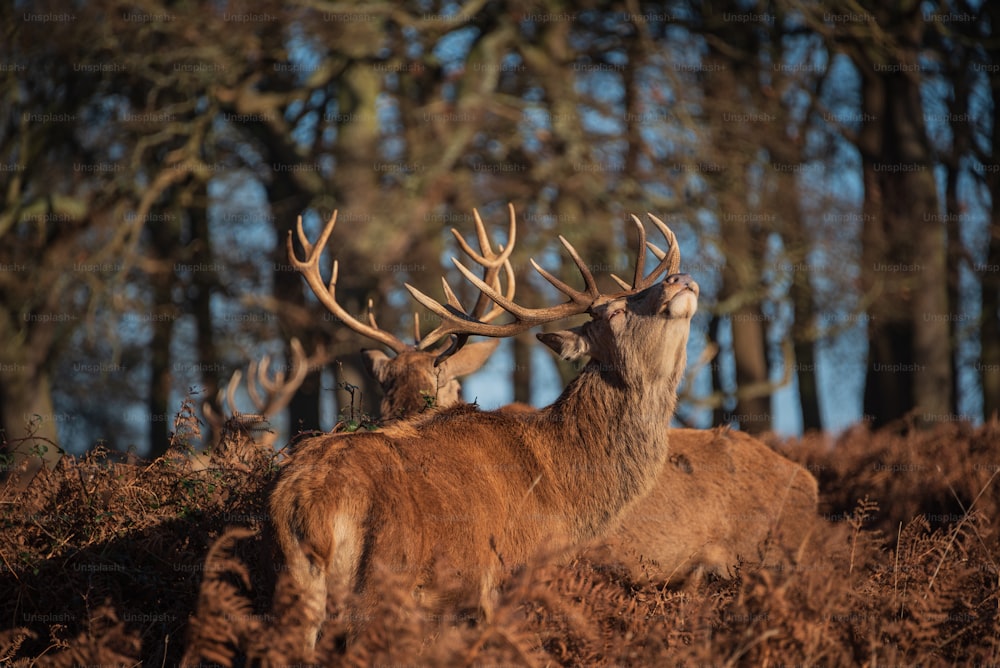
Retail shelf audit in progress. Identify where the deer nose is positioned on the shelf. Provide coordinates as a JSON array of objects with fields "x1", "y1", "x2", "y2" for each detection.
[
  {"x1": 665, "y1": 273, "x2": 699, "y2": 297},
  {"x1": 666, "y1": 273, "x2": 693, "y2": 286}
]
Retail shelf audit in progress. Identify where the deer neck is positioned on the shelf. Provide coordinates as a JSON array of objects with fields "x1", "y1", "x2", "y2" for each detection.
[{"x1": 537, "y1": 360, "x2": 678, "y2": 536}]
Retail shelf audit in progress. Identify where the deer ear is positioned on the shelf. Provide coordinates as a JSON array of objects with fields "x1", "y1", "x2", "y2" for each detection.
[
  {"x1": 537, "y1": 327, "x2": 591, "y2": 362},
  {"x1": 361, "y1": 349, "x2": 393, "y2": 382},
  {"x1": 439, "y1": 339, "x2": 499, "y2": 378}
]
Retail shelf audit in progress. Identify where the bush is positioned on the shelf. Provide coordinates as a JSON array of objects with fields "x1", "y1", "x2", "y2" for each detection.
[{"x1": 2, "y1": 415, "x2": 999, "y2": 665}]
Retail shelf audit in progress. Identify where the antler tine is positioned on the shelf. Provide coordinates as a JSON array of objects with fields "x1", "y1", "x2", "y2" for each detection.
[
  {"x1": 406, "y1": 275, "x2": 529, "y2": 339},
  {"x1": 224, "y1": 369, "x2": 242, "y2": 416},
  {"x1": 287, "y1": 211, "x2": 411, "y2": 354},
  {"x1": 202, "y1": 399, "x2": 224, "y2": 431},
  {"x1": 531, "y1": 235, "x2": 601, "y2": 304},
  {"x1": 609, "y1": 215, "x2": 650, "y2": 290},
  {"x1": 202, "y1": 368, "x2": 243, "y2": 430},
  {"x1": 246, "y1": 355, "x2": 274, "y2": 413},
  {"x1": 409, "y1": 273, "x2": 489, "y2": 351},
  {"x1": 444, "y1": 245, "x2": 516, "y2": 326},
  {"x1": 451, "y1": 204, "x2": 517, "y2": 268},
  {"x1": 627, "y1": 213, "x2": 682, "y2": 290},
  {"x1": 609, "y1": 273, "x2": 631, "y2": 290},
  {"x1": 478, "y1": 254, "x2": 516, "y2": 322},
  {"x1": 644, "y1": 213, "x2": 681, "y2": 277},
  {"x1": 366, "y1": 299, "x2": 383, "y2": 331},
  {"x1": 631, "y1": 215, "x2": 647, "y2": 289},
  {"x1": 450, "y1": 202, "x2": 518, "y2": 322},
  {"x1": 248, "y1": 338, "x2": 319, "y2": 418}
]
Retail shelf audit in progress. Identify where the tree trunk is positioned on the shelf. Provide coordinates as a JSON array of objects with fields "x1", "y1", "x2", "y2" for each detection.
[
  {"x1": 773, "y1": 162, "x2": 823, "y2": 432},
  {"x1": 512, "y1": 336, "x2": 532, "y2": 405},
  {"x1": 0, "y1": 362, "x2": 59, "y2": 484},
  {"x1": 148, "y1": 298, "x2": 173, "y2": 458},
  {"x1": 708, "y1": 314, "x2": 728, "y2": 428},
  {"x1": 982, "y1": 36, "x2": 1000, "y2": 419},
  {"x1": 945, "y1": 48, "x2": 972, "y2": 418},
  {"x1": 983, "y1": 224, "x2": 1000, "y2": 420},
  {"x1": 0, "y1": 276, "x2": 61, "y2": 481},
  {"x1": 944, "y1": 161, "x2": 962, "y2": 418},
  {"x1": 858, "y1": 59, "x2": 905, "y2": 426},
  {"x1": 791, "y1": 285, "x2": 823, "y2": 432},
  {"x1": 857, "y1": 16, "x2": 951, "y2": 427},
  {"x1": 188, "y1": 186, "x2": 221, "y2": 441},
  {"x1": 730, "y1": 308, "x2": 772, "y2": 434},
  {"x1": 147, "y1": 211, "x2": 177, "y2": 459},
  {"x1": 719, "y1": 208, "x2": 772, "y2": 434}
]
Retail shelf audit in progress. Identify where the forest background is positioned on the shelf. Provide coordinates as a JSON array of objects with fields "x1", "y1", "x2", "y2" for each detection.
[{"x1": 1, "y1": 0, "x2": 997, "y2": 468}]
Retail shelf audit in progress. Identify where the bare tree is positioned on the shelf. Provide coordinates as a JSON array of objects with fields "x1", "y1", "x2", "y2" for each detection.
[{"x1": 840, "y1": 3, "x2": 951, "y2": 426}]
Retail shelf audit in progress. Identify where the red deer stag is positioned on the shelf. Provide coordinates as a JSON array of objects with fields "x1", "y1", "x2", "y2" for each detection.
[
  {"x1": 353, "y1": 364, "x2": 818, "y2": 584},
  {"x1": 203, "y1": 205, "x2": 517, "y2": 452},
  {"x1": 270, "y1": 209, "x2": 698, "y2": 656}
]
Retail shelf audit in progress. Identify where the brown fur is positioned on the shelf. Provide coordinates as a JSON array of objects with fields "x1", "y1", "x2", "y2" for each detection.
[
  {"x1": 269, "y1": 279, "x2": 698, "y2": 657},
  {"x1": 362, "y1": 341, "x2": 818, "y2": 587},
  {"x1": 584, "y1": 427, "x2": 819, "y2": 582}
]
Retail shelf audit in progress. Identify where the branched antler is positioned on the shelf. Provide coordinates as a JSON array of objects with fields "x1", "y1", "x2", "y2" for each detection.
[
  {"x1": 287, "y1": 206, "x2": 517, "y2": 358},
  {"x1": 407, "y1": 211, "x2": 681, "y2": 340},
  {"x1": 288, "y1": 213, "x2": 412, "y2": 354},
  {"x1": 203, "y1": 338, "x2": 328, "y2": 441},
  {"x1": 610, "y1": 213, "x2": 681, "y2": 291}
]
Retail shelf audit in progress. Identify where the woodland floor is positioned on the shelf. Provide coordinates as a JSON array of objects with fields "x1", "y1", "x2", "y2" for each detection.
[{"x1": 2, "y1": 407, "x2": 999, "y2": 666}]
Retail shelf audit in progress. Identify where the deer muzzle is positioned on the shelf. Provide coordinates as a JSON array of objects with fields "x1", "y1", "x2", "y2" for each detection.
[{"x1": 658, "y1": 273, "x2": 699, "y2": 319}]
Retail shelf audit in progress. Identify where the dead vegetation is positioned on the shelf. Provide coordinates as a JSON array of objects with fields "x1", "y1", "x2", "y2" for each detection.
[{"x1": 1, "y1": 412, "x2": 998, "y2": 666}]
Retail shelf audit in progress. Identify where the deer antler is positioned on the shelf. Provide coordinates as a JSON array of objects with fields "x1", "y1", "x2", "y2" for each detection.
[
  {"x1": 405, "y1": 235, "x2": 596, "y2": 341},
  {"x1": 611, "y1": 213, "x2": 681, "y2": 291},
  {"x1": 415, "y1": 204, "x2": 517, "y2": 356},
  {"x1": 203, "y1": 337, "x2": 328, "y2": 432},
  {"x1": 288, "y1": 213, "x2": 412, "y2": 354},
  {"x1": 407, "y1": 211, "x2": 681, "y2": 340},
  {"x1": 288, "y1": 206, "x2": 516, "y2": 355},
  {"x1": 244, "y1": 338, "x2": 325, "y2": 416},
  {"x1": 448, "y1": 203, "x2": 517, "y2": 326}
]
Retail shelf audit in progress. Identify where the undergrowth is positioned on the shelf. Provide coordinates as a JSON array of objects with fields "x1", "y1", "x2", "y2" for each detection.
[{"x1": 1, "y1": 411, "x2": 998, "y2": 666}]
